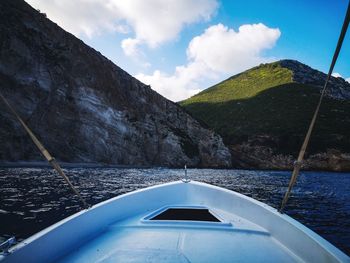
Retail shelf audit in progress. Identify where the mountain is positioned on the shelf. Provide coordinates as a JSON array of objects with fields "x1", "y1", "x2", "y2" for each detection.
[
  {"x1": 0, "y1": 0, "x2": 231, "y2": 168},
  {"x1": 181, "y1": 60, "x2": 350, "y2": 171}
]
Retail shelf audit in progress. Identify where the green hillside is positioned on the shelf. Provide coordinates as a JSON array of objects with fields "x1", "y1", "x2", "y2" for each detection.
[{"x1": 180, "y1": 61, "x2": 350, "y2": 157}]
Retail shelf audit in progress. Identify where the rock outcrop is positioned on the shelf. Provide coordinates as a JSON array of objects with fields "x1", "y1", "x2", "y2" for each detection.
[
  {"x1": 230, "y1": 143, "x2": 350, "y2": 172},
  {"x1": 280, "y1": 59, "x2": 350, "y2": 100},
  {"x1": 0, "y1": 0, "x2": 231, "y2": 167}
]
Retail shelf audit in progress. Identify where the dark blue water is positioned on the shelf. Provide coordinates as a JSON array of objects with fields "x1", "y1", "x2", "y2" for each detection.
[{"x1": 0, "y1": 168, "x2": 349, "y2": 255}]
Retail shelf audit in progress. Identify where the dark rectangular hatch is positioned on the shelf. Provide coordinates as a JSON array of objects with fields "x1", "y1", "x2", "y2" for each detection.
[{"x1": 150, "y1": 208, "x2": 221, "y2": 222}]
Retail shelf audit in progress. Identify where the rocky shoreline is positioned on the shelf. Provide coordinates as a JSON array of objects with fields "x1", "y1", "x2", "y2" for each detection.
[{"x1": 230, "y1": 144, "x2": 350, "y2": 172}]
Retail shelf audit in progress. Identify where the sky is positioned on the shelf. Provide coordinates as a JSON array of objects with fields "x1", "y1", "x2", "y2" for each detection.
[{"x1": 26, "y1": 0, "x2": 350, "y2": 102}]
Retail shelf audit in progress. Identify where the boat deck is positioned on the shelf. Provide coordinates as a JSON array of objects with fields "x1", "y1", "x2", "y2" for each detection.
[{"x1": 58, "y1": 207, "x2": 302, "y2": 262}]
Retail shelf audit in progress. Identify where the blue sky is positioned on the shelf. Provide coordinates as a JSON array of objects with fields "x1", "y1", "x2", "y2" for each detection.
[{"x1": 27, "y1": 0, "x2": 350, "y2": 101}]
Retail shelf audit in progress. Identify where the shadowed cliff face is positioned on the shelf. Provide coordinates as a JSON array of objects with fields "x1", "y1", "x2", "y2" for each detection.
[{"x1": 0, "y1": 0, "x2": 231, "y2": 167}]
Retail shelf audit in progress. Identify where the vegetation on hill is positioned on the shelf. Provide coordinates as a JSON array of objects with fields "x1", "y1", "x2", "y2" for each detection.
[{"x1": 180, "y1": 61, "x2": 350, "y2": 158}]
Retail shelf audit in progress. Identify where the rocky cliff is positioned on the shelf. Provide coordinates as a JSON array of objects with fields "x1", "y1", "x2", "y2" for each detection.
[
  {"x1": 280, "y1": 59, "x2": 350, "y2": 100},
  {"x1": 181, "y1": 60, "x2": 350, "y2": 171},
  {"x1": 0, "y1": 0, "x2": 231, "y2": 167}
]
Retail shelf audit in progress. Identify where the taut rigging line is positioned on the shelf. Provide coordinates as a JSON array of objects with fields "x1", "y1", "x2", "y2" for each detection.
[
  {"x1": 0, "y1": 92, "x2": 90, "y2": 209},
  {"x1": 279, "y1": 0, "x2": 350, "y2": 213}
]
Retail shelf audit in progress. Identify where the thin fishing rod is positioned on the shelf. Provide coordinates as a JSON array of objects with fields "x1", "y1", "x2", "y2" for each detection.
[
  {"x1": 279, "y1": 0, "x2": 350, "y2": 213},
  {"x1": 0, "y1": 91, "x2": 90, "y2": 209}
]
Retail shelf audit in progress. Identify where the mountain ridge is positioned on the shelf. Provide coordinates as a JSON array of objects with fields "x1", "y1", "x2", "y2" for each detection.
[{"x1": 181, "y1": 60, "x2": 350, "y2": 171}]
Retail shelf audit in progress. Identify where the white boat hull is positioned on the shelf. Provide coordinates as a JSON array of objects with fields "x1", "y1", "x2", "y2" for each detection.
[{"x1": 1, "y1": 180, "x2": 349, "y2": 262}]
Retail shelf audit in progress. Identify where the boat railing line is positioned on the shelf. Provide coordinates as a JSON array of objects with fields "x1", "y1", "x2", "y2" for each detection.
[
  {"x1": 0, "y1": 236, "x2": 15, "y2": 255},
  {"x1": 279, "y1": 0, "x2": 350, "y2": 213},
  {"x1": 0, "y1": 92, "x2": 90, "y2": 210}
]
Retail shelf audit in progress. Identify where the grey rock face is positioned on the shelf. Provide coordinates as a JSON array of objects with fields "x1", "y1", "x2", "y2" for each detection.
[
  {"x1": 230, "y1": 143, "x2": 350, "y2": 172},
  {"x1": 279, "y1": 59, "x2": 350, "y2": 100},
  {"x1": 0, "y1": 0, "x2": 231, "y2": 167}
]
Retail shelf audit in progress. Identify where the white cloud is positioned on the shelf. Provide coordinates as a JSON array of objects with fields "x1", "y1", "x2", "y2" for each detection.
[
  {"x1": 137, "y1": 23, "x2": 281, "y2": 101},
  {"x1": 121, "y1": 38, "x2": 141, "y2": 57},
  {"x1": 346, "y1": 78, "x2": 350, "y2": 83},
  {"x1": 27, "y1": 0, "x2": 120, "y2": 38},
  {"x1": 137, "y1": 62, "x2": 212, "y2": 102},
  {"x1": 114, "y1": 0, "x2": 218, "y2": 49},
  {"x1": 332, "y1": 72, "x2": 342, "y2": 78},
  {"x1": 115, "y1": 24, "x2": 130, "y2": 34},
  {"x1": 26, "y1": 0, "x2": 218, "y2": 55},
  {"x1": 187, "y1": 23, "x2": 281, "y2": 73}
]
